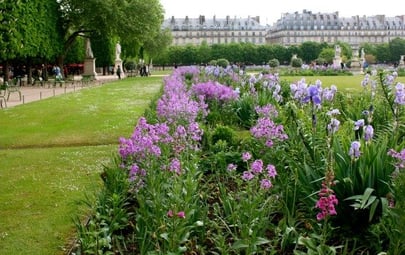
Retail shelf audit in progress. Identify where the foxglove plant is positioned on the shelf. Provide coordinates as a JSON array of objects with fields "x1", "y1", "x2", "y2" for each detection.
[{"x1": 316, "y1": 109, "x2": 340, "y2": 222}]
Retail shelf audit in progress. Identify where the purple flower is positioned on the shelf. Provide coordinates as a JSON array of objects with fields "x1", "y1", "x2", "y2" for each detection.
[
  {"x1": 227, "y1": 163, "x2": 237, "y2": 172},
  {"x1": 242, "y1": 152, "x2": 252, "y2": 162},
  {"x1": 157, "y1": 76, "x2": 202, "y2": 125},
  {"x1": 394, "y1": 82, "x2": 405, "y2": 105},
  {"x1": 191, "y1": 81, "x2": 239, "y2": 103},
  {"x1": 315, "y1": 182, "x2": 338, "y2": 221},
  {"x1": 327, "y1": 118, "x2": 340, "y2": 135},
  {"x1": 242, "y1": 171, "x2": 255, "y2": 181},
  {"x1": 388, "y1": 148, "x2": 405, "y2": 170},
  {"x1": 251, "y1": 117, "x2": 288, "y2": 147},
  {"x1": 354, "y1": 119, "x2": 365, "y2": 130},
  {"x1": 260, "y1": 179, "x2": 273, "y2": 189},
  {"x1": 255, "y1": 104, "x2": 278, "y2": 118},
  {"x1": 364, "y1": 125, "x2": 374, "y2": 142},
  {"x1": 169, "y1": 158, "x2": 182, "y2": 175},
  {"x1": 167, "y1": 210, "x2": 174, "y2": 218},
  {"x1": 322, "y1": 85, "x2": 337, "y2": 101},
  {"x1": 306, "y1": 85, "x2": 322, "y2": 105},
  {"x1": 326, "y1": 109, "x2": 340, "y2": 116},
  {"x1": 251, "y1": 159, "x2": 263, "y2": 174},
  {"x1": 266, "y1": 164, "x2": 277, "y2": 178},
  {"x1": 349, "y1": 141, "x2": 361, "y2": 158},
  {"x1": 177, "y1": 211, "x2": 186, "y2": 219}
]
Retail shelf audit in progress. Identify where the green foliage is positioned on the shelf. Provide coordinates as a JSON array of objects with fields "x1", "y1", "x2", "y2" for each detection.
[
  {"x1": 232, "y1": 93, "x2": 257, "y2": 129},
  {"x1": 291, "y1": 57, "x2": 303, "y2": 68},
  {"x1": 0, "y1": 0, "x2": 63, "y2": 62},
  {"x1": 319, "y1": 48, "x2": 335, "y2": 64},
  {"x1": 216, "y1": 58, "x2": 230, "y2": 68},
  {"x1": 300, "y1": 41, "x2": 324, "y2": 64},
  {"x1": 125, "y1": 60, "x2": 136, "y2": 71},
  {"x1": 268, "y1": 58, "x2": 280, "y2": 68},
  {"x1": 74, "y1": 165, "x2": 133, "y2": 255},
  {"x1": 208, "y1": 59, "x2": 217, "y2": 66},
  {"x1": 211, "y1": 125, "x2": 236, "y2": 146}
]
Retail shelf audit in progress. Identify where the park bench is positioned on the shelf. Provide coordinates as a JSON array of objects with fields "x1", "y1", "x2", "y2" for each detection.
[
  {"x1": 81, "y1": 75, "x2": 93, "y2": 86},
  {"x1": 0, "y1": 85, "x2": 7, "y2": 108}
]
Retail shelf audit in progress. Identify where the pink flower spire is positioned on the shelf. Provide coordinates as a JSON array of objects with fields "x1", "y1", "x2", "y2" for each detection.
[{"x1": 315, "y1": 169, "x2": 338, "y2": 221}]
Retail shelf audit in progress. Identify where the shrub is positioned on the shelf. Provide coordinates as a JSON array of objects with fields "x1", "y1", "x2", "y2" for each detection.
[
  {"x1": 211, "y1": 125, "x2": 236, "y2": 146},
  {"x1": 291, "y1": 57, "x2": 303, "y2": 68},
  {"x1": 216, "y1": 58, "x2": 230, "y2": 68},
  {"x1": 208, "y1": 60, "x2": 217, "y2": 66},
  {"x1": 125, "y1": 60, "x2": 136, "y2": 71},
  {"x1": 268, "y1": 58, "x2": 280, "y2": 68}
]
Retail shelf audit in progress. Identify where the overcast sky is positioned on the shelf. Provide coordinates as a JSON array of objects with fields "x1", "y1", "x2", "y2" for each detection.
[{"x1": 160, "y1": 0, "x2": 405, "y2": 25}]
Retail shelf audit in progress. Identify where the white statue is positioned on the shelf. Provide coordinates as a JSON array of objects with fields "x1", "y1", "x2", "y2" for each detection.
[
  {"x1": 85, "y1": 38, "x2": 93, "y2": 58},
  {"x1": 115, "y1": 42, "x2": 121, "y2": 60},
  {"x1": 361, "y1": 48, "x2": 365, "y2": 60}
]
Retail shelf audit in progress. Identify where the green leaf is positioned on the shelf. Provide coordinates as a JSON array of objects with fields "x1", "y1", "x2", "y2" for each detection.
[
  {"x1": 231, "y1": 240, "x2": 249, "y2": 249},
  {"x1": 369, "y1": 198, "x2": 379, "y2": 222},
  {"x1": 297, "y1": 236, "x2": 317, "y2": 250},
  {"x1": 254, "y1": 237, "x2": 271, "y2": 246},
  {"x1": 160, "y1": 232, "x2": 169, "y2": 241}
]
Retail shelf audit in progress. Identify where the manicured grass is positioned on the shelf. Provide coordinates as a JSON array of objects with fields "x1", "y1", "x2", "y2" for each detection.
[
  {"x1": 281, "y1": 75, "x2": 405, "y2": 93},
  {"x1": 0, "y1": 145, "x2": 114, "y2": 255},
  {"x1": 0, "y1": 77, "x2": 163, "y2": 149},
  {"x1": 0, "y1": 77, "x2": 163, "y2": 255}
]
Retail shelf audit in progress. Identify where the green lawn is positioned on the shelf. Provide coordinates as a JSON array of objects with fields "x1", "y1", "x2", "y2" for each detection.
[
  {"x1": 281, "y1": 74, "x2": 405, "y2": 93},
  {"x1": 0, "y1": 77, "x2": 163, "y2": 255}
]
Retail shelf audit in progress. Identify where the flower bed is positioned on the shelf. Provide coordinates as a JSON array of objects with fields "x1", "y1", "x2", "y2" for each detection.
[{"x1": 73, "y1": 66, "x2": 405, "y2": 254}]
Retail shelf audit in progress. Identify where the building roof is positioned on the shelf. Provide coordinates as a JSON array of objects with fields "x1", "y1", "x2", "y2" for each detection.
[
  {"x1": 162, "y1": 15, "x2": 266, "y2": 31},
  {"x1": 270, "y1": 9, "x2": 405, "y2": 31}
]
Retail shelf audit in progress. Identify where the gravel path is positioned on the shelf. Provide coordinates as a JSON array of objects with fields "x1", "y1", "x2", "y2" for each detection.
[{"x1": 1, "y1": 75, "x2": 118, "y2": 108}]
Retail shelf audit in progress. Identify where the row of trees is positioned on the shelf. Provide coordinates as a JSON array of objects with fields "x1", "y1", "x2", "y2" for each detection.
[
  {"x1": 153, "y1": 39, "x2": 405, "y2": 67},
  {"x1": 0, "y1": 0, "x2": 170, "y2": 79}
]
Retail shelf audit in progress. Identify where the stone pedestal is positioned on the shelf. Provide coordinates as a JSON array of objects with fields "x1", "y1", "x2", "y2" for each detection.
[
  {"x1": 115, "y1": 59, "x2": 125, "y2": 78},
  {"x1": 333, "y1": 57, "x2": 342, "y2": 69},
  {"x1": 83, "y1": 58, "x2": 97, "y2": 79},
  {"x1": 350, "y1": 60, "x2": 361, "y2": 75}
]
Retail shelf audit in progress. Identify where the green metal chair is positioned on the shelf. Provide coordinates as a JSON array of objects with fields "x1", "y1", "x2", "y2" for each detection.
[
  {"x1": 6, "y1": 79, "x2": 22, "y2": 101},
  {"x1": 0, "y1": 84, "x2": 7, "y2": 108}
]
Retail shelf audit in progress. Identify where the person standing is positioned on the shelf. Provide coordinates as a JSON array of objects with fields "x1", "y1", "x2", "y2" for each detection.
[{"x1": 116, "y1": 65, "x2": 122, "y2": 79}]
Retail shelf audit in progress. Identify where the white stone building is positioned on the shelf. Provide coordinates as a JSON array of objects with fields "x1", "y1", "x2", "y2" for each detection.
[
  {"x1": 267, "y1": 10, "x2": 405, "y2": 48},
  {"x1": 162, "y1": 15, "x2": 267, "y2": 46}
]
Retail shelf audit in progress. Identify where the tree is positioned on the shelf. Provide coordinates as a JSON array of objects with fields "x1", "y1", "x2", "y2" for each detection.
[
  {"x1": 318, "y1": 48, "x2": 335, "y2": 64},
  {"x1": 271, "y1": 44, "x2": 289, "y2": 65},
  {"x1": 0, "y1": 0, "x2": 63, "y2": 81},
  {"x1": 375, "y1": 43, "x2": 391, "y2": 63},
  {"x1": 359, "y1": 43, "x2": 377, "y2": 59},
  {"x1": 336, "y1": 41, "x2": 352, "y2": 61},
  {"x1": 143, "y1": 28, "x2": 173, "y2": 63},
  {"x1": 300, "y1": 41, "x2": 322, "y2": 64},
  {"x1": 58, "y1": 0, "x2": 164, "y2": 64},
  {"x1": 197, "y1": 41, "x2": 211, "y2": 65},
  {"x1": 389, "y1": 37, "x2": 405, "y2": 63}
]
